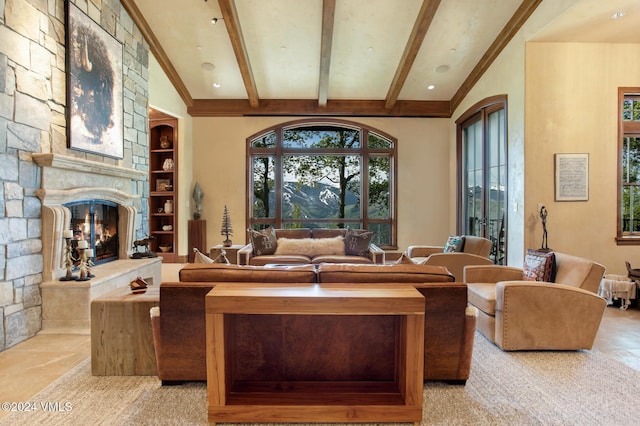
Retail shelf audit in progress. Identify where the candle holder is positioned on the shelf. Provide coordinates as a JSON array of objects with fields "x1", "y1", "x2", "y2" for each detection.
[
  {"x1": 86, "y1": 249, "x2": 95, "y2": 278},
  {"x1": 59, "y1": 236, "x2": 78, "y2": 281},
  {"x1": 77, "y1": 248, "x2": 91, "y2": 281}
]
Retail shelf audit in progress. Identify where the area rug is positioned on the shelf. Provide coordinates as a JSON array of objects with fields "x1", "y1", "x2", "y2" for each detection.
[{"x1": 2, "y1": 334, "x2": 639, "y2": 425}]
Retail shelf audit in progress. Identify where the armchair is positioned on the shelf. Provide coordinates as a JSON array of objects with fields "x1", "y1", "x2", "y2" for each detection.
[
  {"x1": 465, "y1": 252, "x2": 607, "y2": 351},
  {"x1": 407, "y1": 236, "x2": 493, "y2": 281}
]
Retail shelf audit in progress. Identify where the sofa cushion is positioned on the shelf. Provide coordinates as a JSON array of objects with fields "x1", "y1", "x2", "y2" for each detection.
[
  {"x1": 275, "y1": 236, "x2": 345, "y2": 258},
  {"x1": 248, "y1": 226, "x2": 277, "y2": 255},
  {"x1": 467, "y1": 283, "x2": 497, "y2": 315},
  {"x1": 523, "y1": 249, "x2": 555, "y2": 282},
  {"x1": 249, "y1": 255, "x2": 312, "y2": 266},
  {"x1": 317, "y1": 263, "x2": 454, "y2": 283},
  {"x1": 344, "y1": 228, "x2": 374, "y2": 256},
  {"x1": 443, "y1": 235, "x2": 465, "y2": 253},
  {"x1": 275, "y1": 228, "x2": 312, "y2": 239},
  {"x1": 178, "y1": 263, "x2": 317, "y2": 283},
  {"x1": 311, "y1": 228, "x2": 346, "y2": 239},
  {"x1": 311, "y1": 254, "x2": 373, "y2": 264}
]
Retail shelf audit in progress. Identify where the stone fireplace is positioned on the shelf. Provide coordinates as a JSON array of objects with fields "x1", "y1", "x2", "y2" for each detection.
[{"x1": 33, "y1": 153, "x2": 161, "y2": 333}]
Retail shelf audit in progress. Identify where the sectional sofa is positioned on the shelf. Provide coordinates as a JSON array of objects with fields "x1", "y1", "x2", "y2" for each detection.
[{"x1": 152, "y1": 262, "x2": 477, "y2": 385}]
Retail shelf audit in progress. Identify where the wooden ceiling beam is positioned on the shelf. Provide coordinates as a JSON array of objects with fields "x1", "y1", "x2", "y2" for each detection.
[
  {"x1": 218, "y1": 0, "x2": 260, "y2": 108},
  {"x1": 120, "y1": 0, "x2": 193, "y2": 108},
  {"x1": 450, "y1": 0, "x2": 543, "y2": 112},
  {"x1": 384, "y1": 0, "x2": 441, "y2": 110},
  {"x1": 188, "y1": 99, "x2": 451, "y2": 117},
  {"x1": 318, "y1": 0, "x2": 336, "y2": 107}
]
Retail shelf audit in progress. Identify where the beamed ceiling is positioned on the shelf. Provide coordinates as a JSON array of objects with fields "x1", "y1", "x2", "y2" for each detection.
[{"x1": 120, "y1": 0, "x2": 640, "y2": 117}]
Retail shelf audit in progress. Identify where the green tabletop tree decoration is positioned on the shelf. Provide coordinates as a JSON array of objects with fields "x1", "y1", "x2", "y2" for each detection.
[{"x1": 221, "y1": 205, "x2": 233, "y2": 247}]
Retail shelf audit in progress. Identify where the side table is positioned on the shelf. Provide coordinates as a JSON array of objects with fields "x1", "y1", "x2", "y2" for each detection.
[
  {"x1": 91, "y1": 285, "x2": 159, "y2": 375},
  {"x1": 210, "y1": 244, "x2": 244, "y2": 264}
]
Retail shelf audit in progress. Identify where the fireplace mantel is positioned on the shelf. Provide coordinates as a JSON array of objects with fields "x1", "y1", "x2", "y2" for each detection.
[
  {"x1": 35, "y1": 153, "x2": 147, "y2": 281},
  {"x1": 33, "y1": 153, "x2": 147, "y2": 181},
  {"x1": 35, "y1": 153, "x2": 160, "y2": 334}
]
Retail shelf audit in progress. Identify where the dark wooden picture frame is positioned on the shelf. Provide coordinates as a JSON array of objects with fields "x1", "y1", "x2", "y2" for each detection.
[
  {"x1": 156, "y1": 179, "x2": 171, "y2": 192},
  {"x1": 66, "y1": 2, "x2": 124, "y2": 158}
]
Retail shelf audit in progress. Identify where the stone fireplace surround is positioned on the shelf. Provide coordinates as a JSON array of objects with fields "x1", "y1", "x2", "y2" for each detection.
[{"x1": 33, "y1": 153, "x2": 161, "y2": 333}]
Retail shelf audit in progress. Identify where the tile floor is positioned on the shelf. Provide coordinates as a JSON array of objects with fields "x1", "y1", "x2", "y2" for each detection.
[{"x1": 0, "y1": 265, "x2": 638, "y2": 420}]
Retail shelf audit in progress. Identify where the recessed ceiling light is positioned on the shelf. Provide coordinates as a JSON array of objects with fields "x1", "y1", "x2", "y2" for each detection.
[
  {"x1": 367, "y1": 47, "x2": 373, "y2": 52},
  {"x1": 611, "y1": 11, "x2": 625, "y2": 19},
  {"x1": 213, "y1": 83, "x2": 221, "y2": 88},
  {"x1": 427, "y1": 85, "x2": 435, "y2": 90},
  {"x1": 435, "y1": 65, "x2": 450, "y2": 73},
  {"x1": 201, "y1": 62, "x2": 215, "y2": 71}
]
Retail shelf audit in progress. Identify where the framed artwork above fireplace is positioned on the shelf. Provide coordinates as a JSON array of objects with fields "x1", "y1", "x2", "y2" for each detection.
[{"x1": 66, "y1": 2, "x2": 124, "y2": 159}]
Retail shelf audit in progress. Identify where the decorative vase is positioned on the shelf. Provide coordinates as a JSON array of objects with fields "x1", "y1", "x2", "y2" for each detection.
[
  {"x1": 160, "y1": 136, "x2": 172, "y2": 149},
  {"x1": 162, "y1": 158, "x2": 174, "y2": 171},
  {"x1": 164, "y1": 200, "x2": 173, "y2": 214}
]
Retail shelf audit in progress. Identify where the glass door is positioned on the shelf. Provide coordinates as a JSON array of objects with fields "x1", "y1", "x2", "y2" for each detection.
[{"x1": 458, "y1": 99, "x2": 507, "y2": 264}]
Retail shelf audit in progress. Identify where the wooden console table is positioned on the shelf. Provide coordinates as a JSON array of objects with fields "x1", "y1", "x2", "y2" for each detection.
[{"x1": 205, "y1": 283, "x2": 425, "y2": 424}]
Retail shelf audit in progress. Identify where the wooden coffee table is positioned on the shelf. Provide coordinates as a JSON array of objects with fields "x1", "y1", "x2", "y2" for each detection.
[
  {"x1": 205, "y1": 283, "x2": 425, "y2": 424},
  {"x1": 91, "y1": 285, "x2": 159, "y2": 376}
]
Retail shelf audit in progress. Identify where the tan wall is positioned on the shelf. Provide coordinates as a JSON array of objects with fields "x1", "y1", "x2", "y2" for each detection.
[
  {"x1": 192, "y1": 117, "x2": 451, "y2": 253},
  {"x1": 525, "y1": 42, "x2": 640, "y2": 275},
  {"x1": 450, "y1": 0, "x2": 583, "y2": 267}
]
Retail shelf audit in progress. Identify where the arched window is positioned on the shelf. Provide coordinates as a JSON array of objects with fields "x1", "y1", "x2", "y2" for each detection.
[{"x1": 247, "y1": 119, "x2": 397, "y2": 248}]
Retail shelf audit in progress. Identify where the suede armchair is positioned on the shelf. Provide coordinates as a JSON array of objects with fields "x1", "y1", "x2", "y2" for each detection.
[
  {"x1": 407, "y1": 236, "x2": 494, "y2": 281},
  {"x1": 465, "y1": 252, "x2": 607, "y2": 351}
]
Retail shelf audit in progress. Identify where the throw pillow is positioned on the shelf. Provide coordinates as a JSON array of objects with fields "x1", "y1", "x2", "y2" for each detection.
[
  {"x1": 193, "y1": 248, "x2": 215, "y2": 263},
  {"x1": 522, "y1": 249, "x2": 556, "y2": 282},
  {"x1": 395, "y1": 252, "x2": 422, "y2": 265},
  {"x1": 344, "y1": 228, "x2": 374, "y2": 256},
  {"x1": 443, "y1": 235, "x2": 465, "y2": 253},
  {"x1": 248, "y1": 226, "x2": 277, "y2": 256},
  {"x1": 275, "y1": 236, "x2": 345, "y2": 258}
]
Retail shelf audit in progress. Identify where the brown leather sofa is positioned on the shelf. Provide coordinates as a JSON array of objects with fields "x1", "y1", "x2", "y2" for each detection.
[
  {"x1": 152, "y1": 262, "x2": 476, "y2": 384},
  {"x1": 237, "y1": 228, "x2": 385, "y2": 265},
  {"x1": 153, "y1": 264, "x2": 317, "y2": 383},
  {"x1": 317, "y1": 263, "x2": 477, "y2": 382}
]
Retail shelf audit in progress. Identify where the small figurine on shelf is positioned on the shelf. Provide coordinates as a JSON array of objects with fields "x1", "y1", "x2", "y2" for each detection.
[
  {"x1": 130, "y1": 235, "x2": 157, "y2": 259},
  {"x1": 160, "y1": 135, "x2": 172, "y2": 149},
  {"x1": 221, "y1": 205, "x2": 233, "y2": 247}
]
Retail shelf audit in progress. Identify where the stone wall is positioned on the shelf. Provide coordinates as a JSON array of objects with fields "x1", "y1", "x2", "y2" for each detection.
[{"x1": 0, "y1": 0, "x2": 150, "y2": 351}]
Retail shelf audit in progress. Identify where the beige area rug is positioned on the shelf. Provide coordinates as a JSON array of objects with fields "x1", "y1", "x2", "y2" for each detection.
[{"x1": 2, "y1": 334, "x2": 639, "y2": 426}]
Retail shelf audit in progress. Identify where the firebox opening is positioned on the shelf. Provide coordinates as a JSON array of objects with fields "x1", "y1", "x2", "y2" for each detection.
[{"x1": 65, "y1": 200, "x2": 119, "y2": 265}]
